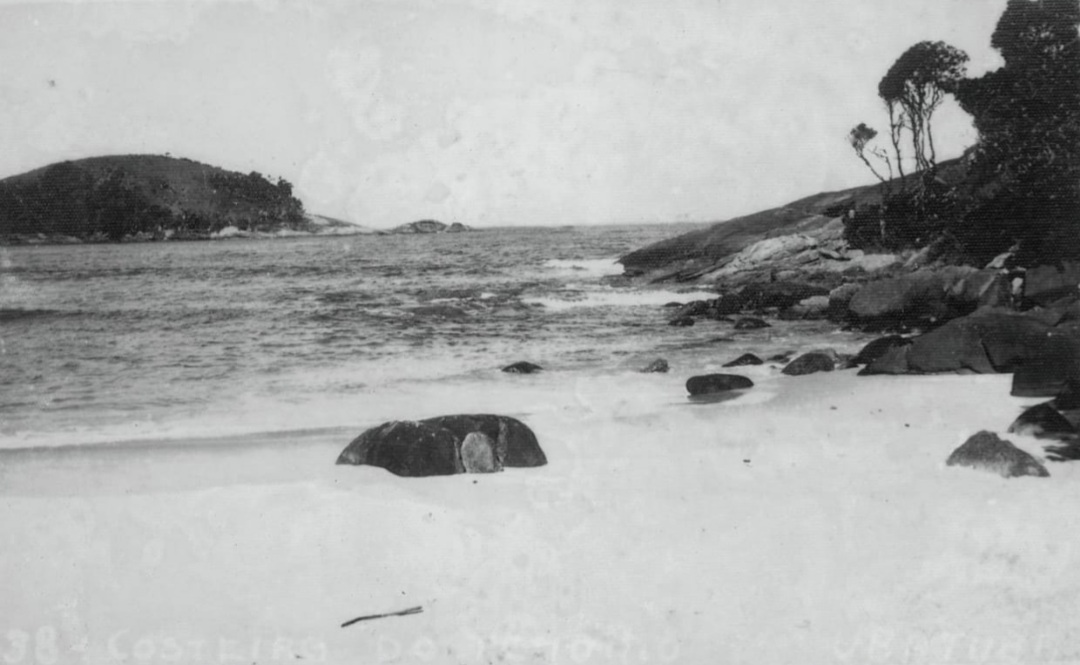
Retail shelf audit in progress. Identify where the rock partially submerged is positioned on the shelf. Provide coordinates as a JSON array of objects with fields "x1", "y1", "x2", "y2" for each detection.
[
  {"x1": 502, "y1": 361, "x2": 543, "y2": 374},
  {"x1": 640, "y1": 358, "x2": 670, "y2": 373},
  {"x1": 722, "y1": 353, "x2": 764, "y2": 367},
  {"x1": 686, "y1": 374, "x2": 754, "y2": 396},
  {"x1": 336, "y1": 414, "x2": 547, "y2": 477},
  {"x1": 946, "y1": 431, "x2": 1049, "y2": 478},
  {"x1": 734, "y1": 317, "x2": 770, "y2": 330}
]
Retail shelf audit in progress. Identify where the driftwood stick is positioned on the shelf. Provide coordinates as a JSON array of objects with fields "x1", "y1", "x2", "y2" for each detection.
[{"x1": 340, "y1": 605, "x2": 424, "y2": 628}]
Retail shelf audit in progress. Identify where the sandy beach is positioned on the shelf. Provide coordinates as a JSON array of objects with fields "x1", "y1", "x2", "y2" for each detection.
[{"x1": 3, "y1": 367, "x2": 1076, "y2": 665}]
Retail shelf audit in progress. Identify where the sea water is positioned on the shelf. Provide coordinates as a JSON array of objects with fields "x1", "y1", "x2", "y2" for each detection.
[{"x1": 0, "y1": 224, "x2": 866, "y2": 448}]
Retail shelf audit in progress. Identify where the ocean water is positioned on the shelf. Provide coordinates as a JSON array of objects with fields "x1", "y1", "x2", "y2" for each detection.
[{"x1": 0, "y1": 224, "x2": 869, "y2": 448}]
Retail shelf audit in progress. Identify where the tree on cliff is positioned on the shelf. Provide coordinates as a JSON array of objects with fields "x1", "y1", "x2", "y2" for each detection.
[
  {"x1": 879, "y1": 40, "x2": 969, "y2": 175},
  {"x1": 954, "y1": 0, "x2": 1080, "y2": 264}
]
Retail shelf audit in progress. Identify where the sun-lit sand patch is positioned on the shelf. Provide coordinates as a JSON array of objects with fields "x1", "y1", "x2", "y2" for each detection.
[{"x1": 2, "y1": 370, "x2": 1078, "y2": 664}]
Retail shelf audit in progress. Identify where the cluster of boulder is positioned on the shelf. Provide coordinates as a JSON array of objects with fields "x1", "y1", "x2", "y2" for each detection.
[{"x1": 662, "y1": 258, "x2": 1080, "y2": 479}]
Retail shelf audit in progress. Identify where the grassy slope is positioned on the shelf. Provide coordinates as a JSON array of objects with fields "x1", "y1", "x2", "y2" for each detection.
[{"x1": 618, "y1": 158, "x2": 966, "y2": 279}]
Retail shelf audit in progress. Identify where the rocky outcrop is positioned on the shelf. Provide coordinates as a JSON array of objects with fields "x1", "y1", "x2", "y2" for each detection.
[
  {"x1": 336, "y1": 414, "x2": 547, "y2": 476},
  {"x1": 847, "y1": 267, "x2": 1009, "y2": 328},
  {"x1": 686, "y1": 374, "x2": 754, "y2": 396},
  {"x1": 1024, "y1": 261, "x2": 1080, "y2": 307},
  {"x1": 946, "y1": 431, "x2": 1049, "y2": 478}
]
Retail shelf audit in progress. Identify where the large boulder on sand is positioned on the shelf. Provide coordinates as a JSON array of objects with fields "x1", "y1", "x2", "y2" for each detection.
[
  {"x1": 852, "y1": 335, "x2": 912, "y2": 366},
  {"x1": 946, "y1": 431, "x2": 1049, "y2": 478},
  {"x1": 906, "y1": 309, "x2": 1052, "y2": 374},
  {"x1": 734, "y1": 317, "x2": 770, "y2": 330},
  {"x1": 686, "y1": 374, "x2": 754, "y2": 396},
  {"x1": 782, "y1": 351, "x2": 836, "y2": 376},
  {"x1": 336, "y1": 414, "x2": 547, "y2": 477},
  {"x1": 1008, "y1": 403, "x2": 1078, "y2": 441},
  {"x1": 1010, "y1": 328, "x2": 1080, "y2": 397}
]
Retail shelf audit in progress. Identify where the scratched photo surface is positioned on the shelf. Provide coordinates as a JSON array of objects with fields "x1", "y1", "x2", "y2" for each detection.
[{"x1": 3, "y1": 1, "x2": 1080, "y2": 663}]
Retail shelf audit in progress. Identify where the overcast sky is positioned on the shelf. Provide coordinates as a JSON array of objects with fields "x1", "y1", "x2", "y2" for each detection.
[{"x1": 0, "y1": 0, "x2": 1007, "y2": 228}]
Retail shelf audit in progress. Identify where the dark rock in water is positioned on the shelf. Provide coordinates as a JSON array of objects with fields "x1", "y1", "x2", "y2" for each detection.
[
  {"x1": 669, "y1": 316, "x2": 695, "y2": 327},
  {"x1": 1011, "y1": 331, "x2": 1080, "y2": 397},
  {"x1": 737, "y1": 281, "x2": 830, "y2": 311},
  {"x1": 734, "y1": 317, "x2": 770, "y2": 330},
  {"x1": 502, "y1": 361, "x2": 543, "y2": 374},
  {"x1": 723, "y1": 353, "x2": 764, "y2": 367},
  {"x1": 336, "y1": 414, "x2": 547, "y2": 476},
  {"x1": 640, "y1": 358, "x2": 670, "y2": 373},
  {"x1": 1008, "y1": 403, "x2": 1078, "y2": 440},
  {"x1": 768, "y1": 352, "x2": 794, "y2": 363},
  {"x1": 827, "y1": 283, "x2": 861, "y2": 321},
  {"x1": 1024, "y1": 261, "x2": 1080, "y2": 307},
  {"x1": 686, "y1": 373, "x2": 754, "y2": 396},
  {"x1": 408, "y1": 304, "x2": 470, "y2": 319},
  {"x1": 712, "y1": 293, "x2": 747, "y2": 316},
  {"x1": 663, "y1": 301, "x2": 684, "y2": 308},
  {"x1": 946, "y1": 431, "x2": 1049, "y2": 478},
  {"x1": 858, "y1": 344, "x2": 911, "y2": 375},
  {"x1": 674, "y1": 300, "x2": 711, "y2": 318},
  {"x1": 852, "y1": 335, "x2": 912, "y2": 366},
  {"x1": 702, "y1": 310, "x2": 735, "y2": 322},
  {"x1": 782, "y1": 352, "x2": 836, "y2": 376}
]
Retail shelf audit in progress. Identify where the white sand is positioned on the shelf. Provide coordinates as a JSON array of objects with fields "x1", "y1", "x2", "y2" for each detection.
[{"x1": 3, "y1": 369, "x2": 1079, "y2": 664}]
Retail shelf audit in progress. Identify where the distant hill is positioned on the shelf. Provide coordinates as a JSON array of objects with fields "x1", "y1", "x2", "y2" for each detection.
[
  {"x1": 619, "y1": 157, "x2": 967, "y2": 281},
  {"x1": 389, "y1": 219, "x2": 472, "y2": 234},
  {"x1": 0, "y1": 154, "x2": 332, "y2": 243}
]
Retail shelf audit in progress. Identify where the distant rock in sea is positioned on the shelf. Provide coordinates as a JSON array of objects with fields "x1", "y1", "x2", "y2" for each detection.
[
  {"x1": 502, "y1": 361, "x2": 543, "y2": 374},
  {"x1": 389, "y1": 219, "x2": 473, "y2": 234}
]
